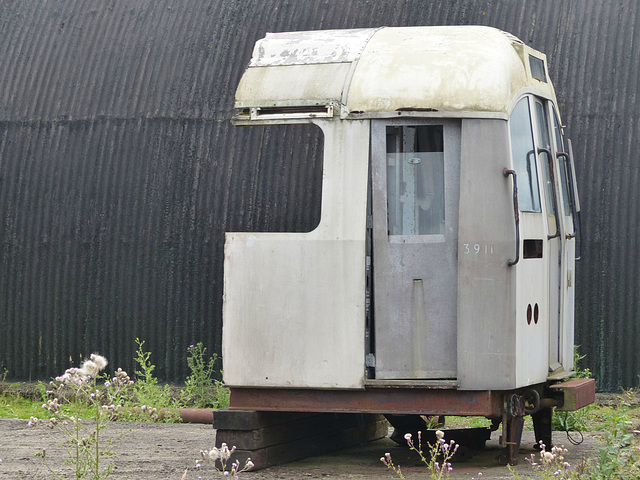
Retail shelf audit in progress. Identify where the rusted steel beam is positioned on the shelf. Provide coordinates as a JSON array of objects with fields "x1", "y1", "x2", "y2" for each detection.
[
  {"x1": 229, "y1": 387, "x2": 503, "y2": 417},
  {"x1": 549, "y1": 377, "x2": 596, "y2": 411}
]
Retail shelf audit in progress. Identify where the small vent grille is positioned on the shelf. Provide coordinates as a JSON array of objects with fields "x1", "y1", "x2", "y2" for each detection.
[{"x1": 250, "y1": 105, "x2": 334, "y2": 120}]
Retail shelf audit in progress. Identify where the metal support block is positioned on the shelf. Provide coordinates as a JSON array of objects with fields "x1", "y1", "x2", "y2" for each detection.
[{"x1": 213, "y1": 410, "x2": 388, "y2": 470}]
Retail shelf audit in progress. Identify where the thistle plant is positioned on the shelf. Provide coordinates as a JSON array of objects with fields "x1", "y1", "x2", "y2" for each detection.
[
  {"x1": 380, "y1": 451, "x2": 404, "y2": 478},
  {"x1": 510, "y1": 442, "x2": 578, "y2": 480},
  {"x1": 182, "y1": 443, "x2": 253, "y2": 479},
  {"x1": 512, "y1": 400, "x2": 640, "y2": 480},
  {"x1": 381, "y1": 430, "x2": 459, "y2": 479},
  {"x1": 30, "y1": 353, "x2": 120, "y2": 480}
]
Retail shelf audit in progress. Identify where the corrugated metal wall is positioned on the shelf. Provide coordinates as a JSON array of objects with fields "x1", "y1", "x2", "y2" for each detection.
[{"x1": 0, "y1": 0, "x2": 638, "y2": 390}]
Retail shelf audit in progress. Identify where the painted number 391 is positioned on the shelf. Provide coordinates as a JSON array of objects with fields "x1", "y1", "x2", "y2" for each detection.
[{"x1": 462, "y1": 243, "x2": 494, "y2": 254}]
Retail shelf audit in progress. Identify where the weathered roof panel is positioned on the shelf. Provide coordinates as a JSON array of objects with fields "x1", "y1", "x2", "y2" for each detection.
[
  {"x1": 347, "y1": 26, "x2": 538, "y2": 115},
  {"x1": 235, "y1": 63, "x2": 352, "y2": 108},
  {"x1": 235, "y1": 26, "x2": 557, "y2": 117}
]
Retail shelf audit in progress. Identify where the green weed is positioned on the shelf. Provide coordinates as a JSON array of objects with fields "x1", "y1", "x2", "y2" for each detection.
[
  {"x1": 183, "y1": 342, "x2": 229, "y2": 409},
  {"x1": 513, "y1": 396, "x2": 640, "y2": 480},
  {"x1": 128, "y1": 338, "x2": 180, "y2": 420},
  {"x1": 552, "y1": 346, "x2": 593, "y2": 433}
]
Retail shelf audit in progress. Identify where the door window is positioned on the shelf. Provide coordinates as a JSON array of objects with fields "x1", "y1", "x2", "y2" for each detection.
[
  {"x1": 509, "y1": 98, "x2": 541, "y2": 212},
  {"x1": 386, "y1": 125, "x2": 444, "y2": 235},
  {"x1": 553, "y1": 110, "x2": 572, "y2": 216},
  {"x1": 535, "y1": 100, "x2": 558, "y2": 237}
]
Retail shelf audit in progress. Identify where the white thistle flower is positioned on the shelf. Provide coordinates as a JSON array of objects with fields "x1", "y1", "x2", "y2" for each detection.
[
  {"x1": 219, "y1": 443, "x2": 235, "y2": 461},
  {"x1": 208, "y1": 448, "x2": 220, "y2": 461},
  {"x1": 90, "y1": 353, "x2": 108, "y2": 371},
  {"x1": 79, "y1": 360, "x2": 99, "y2": 377}
]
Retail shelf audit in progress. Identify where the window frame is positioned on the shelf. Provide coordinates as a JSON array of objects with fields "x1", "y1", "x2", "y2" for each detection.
[{"x1": 509, "y1": 96, "x2": 542, "y2": 214}]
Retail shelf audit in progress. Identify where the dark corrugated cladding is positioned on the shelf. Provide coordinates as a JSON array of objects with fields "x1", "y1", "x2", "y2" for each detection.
[{"x1": 0, "y1": 0, "x2": 638, "y2": 390}]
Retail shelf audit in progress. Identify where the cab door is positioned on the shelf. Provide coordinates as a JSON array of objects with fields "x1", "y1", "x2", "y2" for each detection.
[
  {"x1": 533, "y1": 99, "x2": 576, "y2": 372},
  {"x1": 551, "y1": 107, "x2": 579, "y2": 370},
  {"x1": 371, "y1": 119, "x2": 460, "y2": 380}
]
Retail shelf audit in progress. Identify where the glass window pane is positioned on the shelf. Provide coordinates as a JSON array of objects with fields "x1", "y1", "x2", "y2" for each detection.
[
  {"x1": 535, "y1": 101, "x2": 551, "y2": 148},
  {"x1": 509, "y1": 98, "x2": 541, "y2": 212},
  {"x1": 552, "y1": 109, "x2": 565, "y2": 152},
  {"x1": 386, "y1": 126, "x2": 444, "y2": 235},
  {"x1": 553, "y1": 110, "x2": 572, "y2": 216},
  {"x1": 536, "y1": 100, "x2": 557, "y2": 236},
  {"x1": 529, "y1": 55, "x2": 547, "y2": 82}
]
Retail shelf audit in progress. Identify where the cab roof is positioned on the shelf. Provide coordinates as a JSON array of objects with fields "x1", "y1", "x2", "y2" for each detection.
[{"x1": 235, "y1": 26, "x2": 557, "y2": 120}]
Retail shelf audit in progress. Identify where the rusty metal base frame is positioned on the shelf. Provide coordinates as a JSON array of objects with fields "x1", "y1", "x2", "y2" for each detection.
[
  {"x1": 229, "y1": 386, "x2": 503, "y2": 416},
  {"x1": 229, "y1": 386, "x2": 525, "y2": 463},
  {"x1": 229, "y1": 379, "x2": 595, "y2": 466}
]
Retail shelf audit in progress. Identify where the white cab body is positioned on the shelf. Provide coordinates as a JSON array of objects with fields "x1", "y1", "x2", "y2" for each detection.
[{"x1": 224, "y1": 26, "x2": 579, "y2": 391}]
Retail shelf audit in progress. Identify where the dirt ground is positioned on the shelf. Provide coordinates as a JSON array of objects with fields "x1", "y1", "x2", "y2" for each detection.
[{"x1": 0, "y1": 418, "x2": 599, "y2": 480}]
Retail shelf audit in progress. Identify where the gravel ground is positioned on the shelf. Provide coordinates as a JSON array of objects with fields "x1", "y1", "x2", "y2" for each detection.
[{"x1": 0, "y1": 418, "x2": 599, "y2": 479}]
